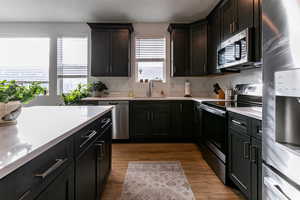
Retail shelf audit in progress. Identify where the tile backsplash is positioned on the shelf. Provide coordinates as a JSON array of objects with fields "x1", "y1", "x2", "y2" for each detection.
[{"x1": 90, "y1": 68, "x2": 262, "y2": 97}]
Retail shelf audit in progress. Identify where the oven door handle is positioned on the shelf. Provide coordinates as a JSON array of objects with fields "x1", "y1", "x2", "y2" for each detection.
[{"x1": 200, "y1": 104, "x2": 226, "y2": 117}]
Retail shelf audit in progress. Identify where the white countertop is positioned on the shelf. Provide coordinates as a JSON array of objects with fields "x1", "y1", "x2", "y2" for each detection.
[
  {"x1": 0, "y1": 106, "x2": 113, "y2": 179},
  {"x1": 227, "y1": 107, "x2": 262, "y2": 120},
  {"x1": 82, "y1": 96, "x2": 223, "y2": 103}
]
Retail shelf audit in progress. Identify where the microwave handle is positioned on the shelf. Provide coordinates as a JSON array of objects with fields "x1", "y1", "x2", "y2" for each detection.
[{"x1": 234, "y1": 41, "x2": 242, "y2": 60}]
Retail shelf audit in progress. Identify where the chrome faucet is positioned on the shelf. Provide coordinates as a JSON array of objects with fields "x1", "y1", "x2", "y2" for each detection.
[{"x1": 147, "y1": 80, "x2": 154, "y2": 97}]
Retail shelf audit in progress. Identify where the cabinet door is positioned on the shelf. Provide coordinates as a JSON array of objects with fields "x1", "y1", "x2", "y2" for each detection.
[
  {"x1": 91, "y1": 30, "x2": 111, "y2": 76},
  {"x1": 111, "y1": 30, "x2": 130, "y2": 76},
  {"x1": 35, "y1": 165, "x2": 74, "y2": 200},
  {"x1": 251, "y1": 138, "x2": 262, "y2": 200},
  {"x1": 222, "y1": 0, "x2": 236, "y2": 39},
  {"x1": 237, "y1": 0, "x2": 254, "y2": 31},
  {"x1": 151, "y1": 103, "x2": 171, "y2": 138},
  {"x1": 76, "y1": 145, "x2": 97, "y2": 200},
  {"x1": 191, "y1": 23, "x2": 207, "y2": 76},
  {"x1": 207, "y1": 7, "x2": 222, "y2": 75},
  {"x1": 182, "y1": 101, "x2": 195, "y2": 139},
  {"x1": 228, "y1": 129, "x2": 251, "y2": 198},
  {"x1": 171, "y1": 29, "x2": 190, "y2": 76},
  {"x1": 131, "y1": 104, "x2": 151, "y2": 138}
]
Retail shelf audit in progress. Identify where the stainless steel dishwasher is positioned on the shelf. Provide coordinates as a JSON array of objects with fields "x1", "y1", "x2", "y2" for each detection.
[{"x1": 97, "y1": 101, "x2": 129, "y2": 140}]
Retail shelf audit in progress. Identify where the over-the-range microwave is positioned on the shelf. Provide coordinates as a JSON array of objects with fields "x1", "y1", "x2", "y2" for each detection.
[{"x1": 217, "y1": 28, "x2": 257, "y2": 71}]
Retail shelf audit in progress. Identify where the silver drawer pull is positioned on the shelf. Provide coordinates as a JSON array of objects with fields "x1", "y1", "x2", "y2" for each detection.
[
  {"x1": 18, "y1": 190, "x2": 31, "y2": 200},
  {"x1": 101, "y1": 118, "x2": 111, "y2": 129},
  {"x1": 35, "y1": 158, "x2": 68, "y2": 179},
  {"x1": 232, "y1": 119, "x2": 246, "y2": 127},
  {"x1": 80, "y1": 130, "x2": 98, "y2": 148},
  {"x1": 258, "y1": 129, "x2": 263, "y2": 134}
]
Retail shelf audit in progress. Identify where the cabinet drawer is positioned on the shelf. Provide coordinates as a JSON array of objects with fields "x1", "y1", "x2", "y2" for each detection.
[
  {"x1": 251, "y1": 119, "x2": 262, "y2": 140},
  {"x1": 228, "y1": 112, "x2": 250, "y2": 135},
  {"x1": 75, "y1": 112, "x2": 112, "y2": 156},
  {"x1": 0, "y1": 138, "x2": 73, "y2": 200}
]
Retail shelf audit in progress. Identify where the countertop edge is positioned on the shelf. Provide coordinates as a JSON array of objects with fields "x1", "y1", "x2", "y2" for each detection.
[
  {"x1": 227, "y1": 107, "x2": 262, "y2": 121},
  {"x1": 0, "y1": 106, "x2": 113, "y2": 180}
]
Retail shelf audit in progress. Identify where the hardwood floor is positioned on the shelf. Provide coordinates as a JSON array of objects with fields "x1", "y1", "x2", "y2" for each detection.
[{"x1": 101, "y1": 143, "x2": 244, "y2": 200}]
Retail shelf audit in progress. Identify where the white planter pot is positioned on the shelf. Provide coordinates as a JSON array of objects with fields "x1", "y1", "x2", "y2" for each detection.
[{"x1": 0, "y1": 101, "x2": 22, "y2": 126}]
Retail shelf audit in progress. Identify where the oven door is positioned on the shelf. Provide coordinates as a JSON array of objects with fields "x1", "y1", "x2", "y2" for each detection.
[{"x1": 200, "y1": 104, "x2": 227, "y2": 162}]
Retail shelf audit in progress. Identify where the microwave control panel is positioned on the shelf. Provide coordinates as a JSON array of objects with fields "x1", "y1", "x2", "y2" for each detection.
[{"x1": 275, "y1": 69, "x2": 300, "y2": 97}]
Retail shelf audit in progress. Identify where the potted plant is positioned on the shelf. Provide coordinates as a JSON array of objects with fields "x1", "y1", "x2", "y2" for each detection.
[
  {"x1": 91, "y1": 81, "x2": 108, "y2": 97},
  {"x1": 62, "y1": 83, "x2": 91, "y2": 105},
  {"x1": 0, "y1": 80, "x2": 46, "y2": 126}
]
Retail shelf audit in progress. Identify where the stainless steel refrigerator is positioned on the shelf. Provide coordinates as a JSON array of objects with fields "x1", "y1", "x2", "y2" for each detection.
[{"x1": 263, "y1": 0, "x2": 300, "y2": 199}]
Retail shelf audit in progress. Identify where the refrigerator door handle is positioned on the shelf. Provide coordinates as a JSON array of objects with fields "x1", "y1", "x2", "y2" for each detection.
[{"x1": 264, "y1": 177, "x2": 292, "y2": 200}]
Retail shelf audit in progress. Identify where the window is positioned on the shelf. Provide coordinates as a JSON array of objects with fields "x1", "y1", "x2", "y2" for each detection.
[
  {"x1": 135, "y1": 37, "x2": 166, "y2": 82},
  {"x1": 0, "y1": 37, "x2": 50, "y2": 88},
  {"x1": 57, "y1": 37, "x2": 88, "y2": 94}
]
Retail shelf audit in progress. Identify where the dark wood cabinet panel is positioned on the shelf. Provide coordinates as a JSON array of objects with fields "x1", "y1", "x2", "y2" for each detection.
[
  {"x1": 35, "y1": 165, "x2": 74, "y2": 200},
  {"x1": 250, "y1": 138, "x2": 262, "y2": 200},
  {"x1": 207, "y1": 6, "x2": 222, "y2": 75},
  {"x1": 111, "y1": 30, "x2": 130, "y2": 76},
  {"x1": 237, "y1": 0, "x2": 254, "y2": 31},
  {"x1": 75, "y1": 144, "x2": 97, "y2": 200},
  {"x1": 222, "y1": 0, "x2": 236, "y2": 40},
  {"x1": 228, "y1": 129, "x2": 251, "y2": 198},
  {"x1": 151, "y1": 103, "x2": 171, "y2": 138},
  {"x1": 190, "y1": 23, "x2": 207, "y2": 76},
  {"x1": 91, "y1": 30, "x2": 111, "y2": 76},
  {"x1": 169, "y1": 27, "x2": 190, "y2": 76},
  {"x1": 88, "y1": 23, "x2": 133, "y2": 77},
  {"x1": 131, "y1": 101, "x2": 194, "y2": 141}
]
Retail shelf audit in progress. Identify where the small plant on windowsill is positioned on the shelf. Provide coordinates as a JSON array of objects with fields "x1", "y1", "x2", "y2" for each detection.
[
  {"x1": 0, "y1": 80, "x2": 46, "y2": 127},
  {"x1": 91, "y1": 81, "x2": 108, "y2": 97},
  {"x1": 62, "y1": 83, "x2": 92, "y2": 105}
]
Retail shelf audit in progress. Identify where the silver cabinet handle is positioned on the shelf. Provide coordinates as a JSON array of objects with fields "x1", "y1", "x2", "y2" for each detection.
[
  {"x1": 95, "y1": 141, "x2": 105, "y2": 160},
  {"x1": 258, "y1": 129, "x2": 263, "y2": 134},
  {"x1": 18, "y1": 190, "x2": 31, "y2": 200},
  {"x1": 80, "y1": 130, "x2": 97, "y2": 148},
  {"x1": 232, "y1": 119, "x2": 246, "y2": 127},
  {"x1": 101, "y1": 118, "x2": 111, "y2": 129},
  {"x1": 250, "y1": 145, "x2": 257, "y2": 163},
  {"x1": 264, "y1": 177, "x2": 291, "y2": 200},
  {"x1": 243, "y1": 142, "x2": 250, "y2": 160},
  {"x1": 35, "y1": 158, "x2": 68, "y2": 179}
]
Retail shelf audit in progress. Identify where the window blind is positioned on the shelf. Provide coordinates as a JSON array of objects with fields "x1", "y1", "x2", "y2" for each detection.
[
  {"x1": 57, "y1": 37, "x2": 88, "y2": 77},
  {"x1": 135, "y1": 38, "x2": 166, "y2": 60}
]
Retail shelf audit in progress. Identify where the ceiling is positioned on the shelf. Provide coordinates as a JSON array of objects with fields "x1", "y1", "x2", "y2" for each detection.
[{"x1": 0, "y1": 0, "x2": 220, "y2": 22}]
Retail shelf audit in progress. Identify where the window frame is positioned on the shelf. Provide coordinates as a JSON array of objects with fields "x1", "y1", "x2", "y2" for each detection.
[
  {"x1": 56, "y1": 36, "x2": 89, "y2": 94},
  {"x1": 134, "y1": 36, "x2": 167, "y2": 82}
]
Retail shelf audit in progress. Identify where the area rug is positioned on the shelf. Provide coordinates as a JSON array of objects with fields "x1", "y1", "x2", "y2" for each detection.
[{"x1": 120, "y1": 161, "x2": 196, "y2": 200}]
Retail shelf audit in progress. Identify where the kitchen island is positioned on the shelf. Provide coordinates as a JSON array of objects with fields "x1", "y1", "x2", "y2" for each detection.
[{"x1": 0, "y1": 106, "x2": 113, "y2": 200}]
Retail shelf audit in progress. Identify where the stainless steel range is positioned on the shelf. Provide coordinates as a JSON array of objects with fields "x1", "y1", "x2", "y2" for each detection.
[{"x1": 200, "y1": 84, "x2": 262, "y2": 184}]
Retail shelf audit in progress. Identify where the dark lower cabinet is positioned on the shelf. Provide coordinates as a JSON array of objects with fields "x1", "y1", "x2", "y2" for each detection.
[
  {"x1": 228, "y1": 112, "x2": 262, "y2": 200},
  {"x1": 35, "y1": 165, "x2": 74, "y2": 200},
  {"x1": 131, "y1": 101, "x2": 194, "y2": 141},
  {"x1": 75, "y1": 144, "x2": 97, "y2": 200},
  {"x1": 228, "y1": 129, "x2": 251, "y2": 198},
  {"x1": 251, "y1": 138, "x2": 262, "y2": 200}
]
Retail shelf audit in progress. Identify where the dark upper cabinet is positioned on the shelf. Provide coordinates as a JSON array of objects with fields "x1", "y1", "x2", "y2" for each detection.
[
  {"x1": 168, "y1": 23, "x2": 207, "y2": 77},
  {"x1": 221, "y1": 0, "x2": 236, "y2": 40},
  {"x1": 228, "y1": 129, "x2": 251, "y2": 198},
  {"x1": 88, "y1": 23, "x2": 133, "y2": 77},
  {"x1": 207, "y1": 6, "x2": 222, "y2": 75},
  {"x1": 169, "y1": 25, "x2": 190, "y2": 76},
  {"x1": 190, "y1": 22, "x2": 207, "y2": 76},
  {"x1": 237, "y1": 0, "x2": 254, "y2": 31}
]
